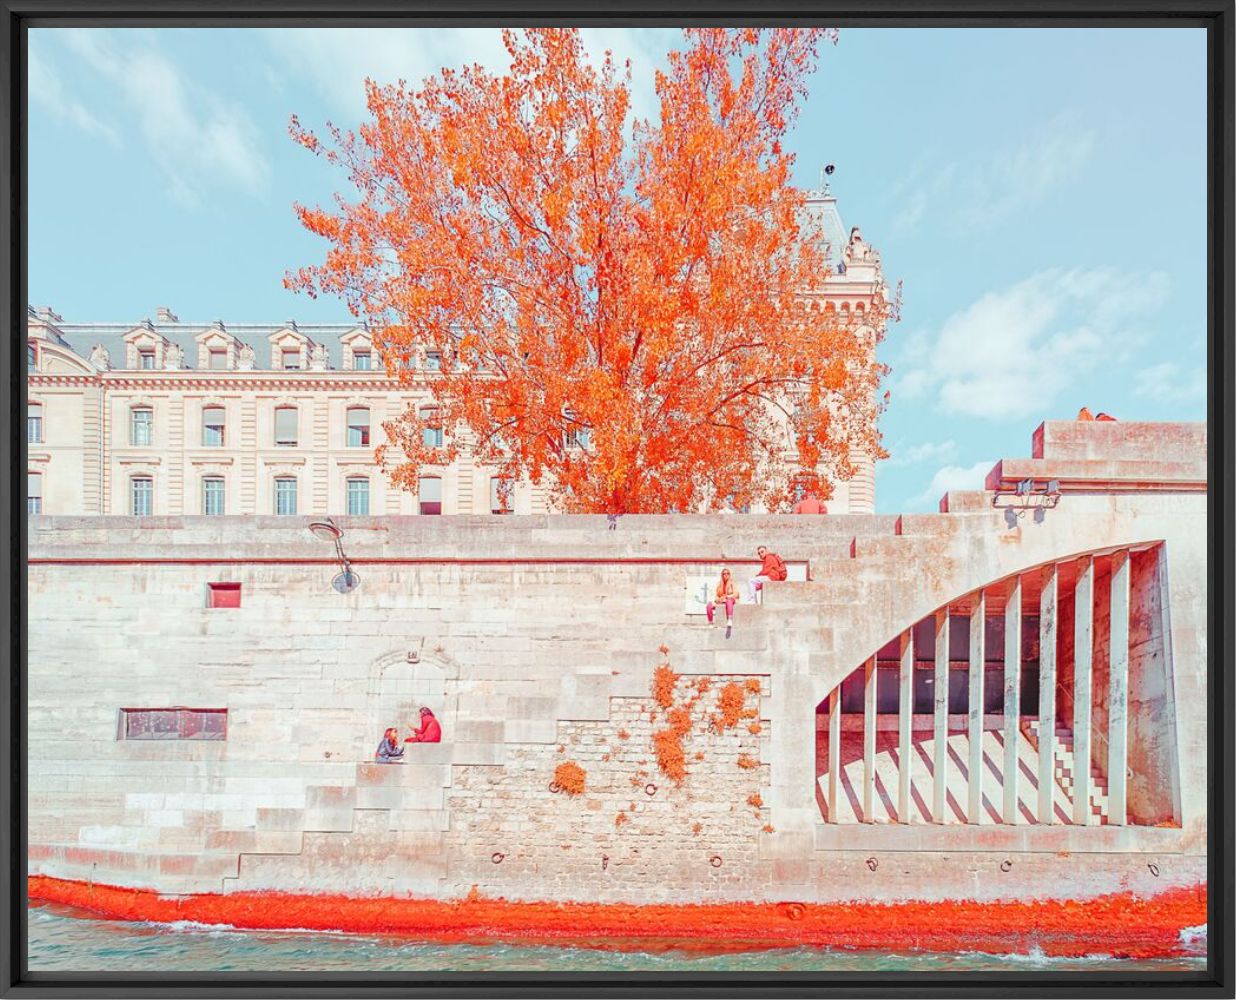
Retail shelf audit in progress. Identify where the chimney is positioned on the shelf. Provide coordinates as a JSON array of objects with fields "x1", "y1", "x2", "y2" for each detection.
[
  {"x1": 212, "y1": 319, "x2": 226, "y2": 331},
  {"x1": 285, "y1": 319, "x2": 298, "y2": 331},
  {"x1": 156, "y1": 306, "x2": 179, "y2": 323},
  {"x1": 35, "y1": 306, "x2": 62, "y2": 324}
]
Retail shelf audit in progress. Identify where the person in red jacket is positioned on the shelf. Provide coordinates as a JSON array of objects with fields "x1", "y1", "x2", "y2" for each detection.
[
  {"x1": 405, "y1": 706, "x2": 442, "y2": 744},
  {"x1": 748, "y1": 545, "x2": 787, "y2": 603}
]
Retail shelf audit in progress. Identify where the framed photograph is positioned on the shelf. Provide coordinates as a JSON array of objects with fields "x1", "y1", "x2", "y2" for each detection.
[{"x1": 6, "y1": 1, "x2": 1232, "y2": 995}]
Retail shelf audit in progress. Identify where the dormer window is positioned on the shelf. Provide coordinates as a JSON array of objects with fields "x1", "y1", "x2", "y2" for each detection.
[
  {"x1": 208, "y1": 349, "x2": 228, "y2": 370},
  {"x1": 139, "y1": 349, "x2": 156, "y2": 370},
  {"x1": 353, "y1": 350, "x2": 372, "y2": 371},
  {"x1": 425, "y1": 351, "x2": 442, "y2": 372},
  {"x1": 282, "y1": 348, "x2": 301, "y2": 370}
]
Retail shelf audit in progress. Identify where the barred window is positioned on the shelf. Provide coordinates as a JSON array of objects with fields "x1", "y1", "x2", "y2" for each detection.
[{"x1": 120, "y1": 708, "x2": 227, "y2": 741}]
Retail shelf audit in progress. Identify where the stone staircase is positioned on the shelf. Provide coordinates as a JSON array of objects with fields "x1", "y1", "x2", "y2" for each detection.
[{"x1": 1024, "y1": 720, "x2": 1110, "y2": 825}]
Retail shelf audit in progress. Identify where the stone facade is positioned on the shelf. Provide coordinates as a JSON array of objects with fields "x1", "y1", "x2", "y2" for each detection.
[
  {"x1": 26, "y1": 420, "x2": 1207, "y2": 905},
  {"x1": 25, "y1": 188, "x2": 882, "y2": 520}
]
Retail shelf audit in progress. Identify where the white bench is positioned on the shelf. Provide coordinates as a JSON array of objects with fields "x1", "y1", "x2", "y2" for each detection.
[{"x1": 684, "y1": 562, "x2": 808, "y2": 615}]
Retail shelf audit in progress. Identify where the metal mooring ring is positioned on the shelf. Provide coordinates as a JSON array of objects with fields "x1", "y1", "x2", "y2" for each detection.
[
  {"x1": 1148, "y1": 863, "x2": 1161, "y2": 878},
  {"x1": 710, "y1": 855, "x2": 723, "y2": 868},
  {"x1": 548, "y1": 781, "x2": 563, "y2": 794},
  {"x1": 865, "y1": 857, "x2": 879, "y2": 872},
  {"x1": 999, "y1": 860, "x2": 1013, "y2": 872},
  {"x1": 645, "y1": 783, "x2": 658, "y2": 796},
  {"x1": 491, "y1": 852, "x2": 505, "y2": 865}
]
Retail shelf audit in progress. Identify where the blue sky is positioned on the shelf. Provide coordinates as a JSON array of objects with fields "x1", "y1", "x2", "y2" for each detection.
[{"x1": 28, "y1": 27, "x2": 1207, "y2": 512}]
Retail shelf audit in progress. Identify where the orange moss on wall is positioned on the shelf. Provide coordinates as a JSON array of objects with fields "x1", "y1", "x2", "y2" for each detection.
[
  {"x1": 27, "y1": 876, "x2": 1206, "y2": 960},
  {"x1": 714, "y1": 682, "x2": 746, "y2": 730},
  {"x1": 745, "y1": 678, "x2": 761, "y2": 695},
  {"x1": 652, "y1": 664, "x2": 678, "y2": 709},
  {"x1": 737, "y1": 754, "x2": 759, "y2": 770},
  {"x1": 747, "y1": 793, "x2": 763, "y2": 808},
  {"x1": 554, "y1": 761, "x2": 587, "y2": 796}
]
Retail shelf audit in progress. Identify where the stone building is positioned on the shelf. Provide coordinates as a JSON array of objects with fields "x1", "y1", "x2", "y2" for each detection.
[
  {"x1": 26, "y1": 186, "x2": 883, "y2": 520},
  {"x1": 26, "y1": 420, "x2": 1206, "y2": 905}
]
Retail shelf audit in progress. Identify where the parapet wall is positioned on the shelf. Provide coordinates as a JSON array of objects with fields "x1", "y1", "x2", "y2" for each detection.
[{"x1": 26, "y1": 421, "x2": 1209, "y2": 905}]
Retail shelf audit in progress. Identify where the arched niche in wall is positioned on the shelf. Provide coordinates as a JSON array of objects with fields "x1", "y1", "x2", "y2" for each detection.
[{"x1": 364, "y1": 646, "x2": 458, "y2": 746}]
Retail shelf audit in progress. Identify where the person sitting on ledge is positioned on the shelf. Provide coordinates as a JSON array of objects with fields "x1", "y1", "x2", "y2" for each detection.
[
  {"x1": 748, "y1": 545, "x2": 787, "y2": 604},
  {"x1": 706, "y1": 567, "x2": 740, "y2": 634},
  {"x1": 405, "y1": 706, "x2": 442, "y2": 744},
  {"x1": 375, "y1": 727, "x2": 405, "y2": 763}
]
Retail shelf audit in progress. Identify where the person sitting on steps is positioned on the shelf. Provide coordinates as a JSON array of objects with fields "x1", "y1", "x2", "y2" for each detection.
[
  {"x1": 705, "y1": 567, "x2": 740, "y2": 635},
  {"x1": 405, "y1": 706, "x2": 442, "y2": 744},
  {"x1": 374, "y1": 727, "x2": 405, "y2": 763},
  {"x1": 748, "y1": 545, "x2": 787, "y2": 604}
]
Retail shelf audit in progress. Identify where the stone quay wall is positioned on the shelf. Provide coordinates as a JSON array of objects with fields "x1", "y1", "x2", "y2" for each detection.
[{"x1": 26, "y1": 422, "x2": 1208, "y2": 906}]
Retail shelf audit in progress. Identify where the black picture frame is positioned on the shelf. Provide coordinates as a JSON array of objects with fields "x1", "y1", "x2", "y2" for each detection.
[{"x1": 3, "y1": 1, "x2": 1232, "y2": 995}]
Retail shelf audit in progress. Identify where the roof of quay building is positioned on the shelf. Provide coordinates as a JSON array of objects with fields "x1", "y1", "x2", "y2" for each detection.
[{"x1": 30, "y1": 185, "x2": 861, "y2": 374}]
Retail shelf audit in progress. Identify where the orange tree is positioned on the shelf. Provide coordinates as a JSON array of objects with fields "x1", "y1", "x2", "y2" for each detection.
[{"x1": 287, "y1": 28, "x2": 890, "y2": 513}]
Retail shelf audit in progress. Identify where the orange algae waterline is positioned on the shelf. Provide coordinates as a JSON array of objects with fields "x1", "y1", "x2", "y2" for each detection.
[{"x1": 28, "y1": 877, "x2": 1205, "y2": 960}]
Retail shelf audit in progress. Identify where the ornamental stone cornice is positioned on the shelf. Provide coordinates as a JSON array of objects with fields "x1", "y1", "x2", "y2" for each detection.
[{"x1": 96, "y1": 373, "x2": 398, "y2": 391}]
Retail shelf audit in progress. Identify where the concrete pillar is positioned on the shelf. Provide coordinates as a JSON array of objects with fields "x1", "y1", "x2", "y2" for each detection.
[
  {"x1": 1037, "y1": 564, "x2": 1058, "y2": 824},
  {"x1": 967, "y1": 591, "x2": 985, "y2": 824},
  {"x1": 827, "y1": 687, "x2": 841, "y2": 823},
  {"x1": 1107, "y1": 550, "x2": 1130, "y2": 826},
  {"x1": 933, "y1": 609, "x2": 949, "y2": 823},
  {"x1": 1073, "y1": 555, "x2": 1094, "y2": 826},
  {"x1": 862, "y1": 655, "x2": 876, "y2": 823},
  {"x1": 1003, "y1": 576, "x2": 1022, "y2": 824},
  {"x1": 898, "y1": 629, "x2": 913, "y2": 823}
]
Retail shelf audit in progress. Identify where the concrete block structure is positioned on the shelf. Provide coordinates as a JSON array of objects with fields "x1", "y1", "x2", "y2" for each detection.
[{"x1": 27, "y1": 419, "x2": 1205, "y2": 905}]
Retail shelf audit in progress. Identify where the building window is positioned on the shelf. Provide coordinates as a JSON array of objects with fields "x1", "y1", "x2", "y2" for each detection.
[
  {"x1": 207, "y1": 582, "x2": 241, "y2": 608},
  {"x1": 420, "y1": 405, "x2": 443, "y2": 448},
  {"x1": 346, "y1": 407, "x2": 371, "y2": 447},
  {"x1": 425, "y1": 351, "x2": 442, "y2": 371},
  {"x1": 418, "y1": 476, "x2": 442, "y2": 515},
  {"x1": 347, "y1": 477, "x2": 370, "y2": 515},
  {"x1": 274, "y1": 477, "x2": 298, "y2": 515},
  {"x1": 27, "y1": 402, "x2": 43, "y2": 444},
  {"x1": 564, "y1": 407, "x2": 591, "y2": 450},
  {"x1": 27, "y1": 343, "x2": 37, "y2": 370},
  {"x1": 120, "y1": 708, "x2": 227, "y2": 741},
  {"x1": 28, "y1": 472, "x2": 43, "y2": 515},
  {"x1": 353, "y1": 350, "x2": 372, "y2": 371},
  {"x1": 202, "y1": 477, "x2": 225, "y2": 515},
  {"x1": 139, "y1": 349, "x2": 156, "y2": 370},
  {"x1": 202, "y1": 406, "x2": 226, "y2": 447},
  {"x1": 490, "y1": 477, "x2": 512, "y2": 514},
  {"x1": 130, "y1": 407, "x2": 153, "y2": 446},
  {"x1": 208, "y1": 349, "x2": 228, "y2": 370},
  {"x1": 274, "y1": 406, "x2": 298, "y2": 447},
  {"x1": 282, "y1": 348, "x2": 301, "y2": 370},
  {"x1": 131, "y1": 476, "x2": 153, "y2": 516}
]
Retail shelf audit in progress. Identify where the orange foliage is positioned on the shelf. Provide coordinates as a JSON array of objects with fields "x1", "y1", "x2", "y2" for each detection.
[
  {"x1": 617, "y1": 729, "x2": 630, "y2": 741},
  {"x1": 554, "y1": 761, "x2": 587, "y2": 796},
  {"x1": 692, "y1": 822, "x2": 703, "y2": 836},
  {"x1": 744, "y1": 679, "x2": 762, "y2": 694},
  {"x1": 762, "y1": 824, "x2": 776, "y2": 834},
  {"x1": 737, "y1": 754, "x2": 759, "y2": 770},
  {"x1": 614, "y1": 812, "x2": 628, "y2": 827},
  {"x1": 748, "y1": 722, "x2": 763, "y2": 735},
  {"x1": 287, "y1": 28, "x2": 890, "y2": 514},
  {"x1": 714, "y1": 682, "x2": 746, "y2": 730},
  {"x1": 747, "y1": 793, "x2": 763, "y2": 808},
  {"x1": 652, "y1": 663, "x2": 678, "y2": 709},
  {"x1": 28, "y1": 876, "x2": 1205, "y2": 960}
]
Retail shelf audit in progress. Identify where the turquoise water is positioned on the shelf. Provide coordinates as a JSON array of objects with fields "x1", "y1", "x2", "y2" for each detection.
[{"x1": 28, "y1": 901, "x2": 1207, "y2": 974}]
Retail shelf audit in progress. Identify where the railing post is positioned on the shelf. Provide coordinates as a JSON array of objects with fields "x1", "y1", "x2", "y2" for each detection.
[
  {"x1": 933, "y1": 608, "x2": 949, "y2": 823},
  {"x1": 862, "y1": 655, "x2": 877, "y2": 823},
  {"x1": 1003, "y1": 575, "x2": 1022, "y2": 824},
  {"x1": 898, "y1": 629, "x2": 913, "y2": 823},
  {"x1": 967, "y1": 591, "x2": 985, "y2": 824},
  {"x1": 1073, "y1": 556, "x2": 1095, "y2": 826},
  {"x1": 1108, "y1": 550, "x2": 1130, "y2": 826},
  {"x1": 1037, "y1": 564, "x2": 1058, "y2": 824}
]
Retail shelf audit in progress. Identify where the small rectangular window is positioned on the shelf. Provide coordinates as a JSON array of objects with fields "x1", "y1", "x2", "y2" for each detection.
[
  {"x1": 208, "y1": 349, "x2": 229, "y2": 370},
  {"x1": 202, "y1": 406, "x2": 226, "y2": 447},
  {"x1": 282, "y1": 348, "x2": 301, "y2": 370},
  {"x1": 131, "y1": 408, "x2": 153, "y2": 446},
  {"x1": 346, "y1": 407, "x2": 370, "y2": 447},
  {"x1": 207, "y1": 582, "x2": 241, "y2": 608},
  {"x1": 202, "y1": 477, "x2": 225, "y2": 515},
  {"x1": 131, "y1": 476, "x2": 153, "y2": 516},
  {"x1": 274, "y1": 407, "x2": 298, "y2": 447},
  {"x1": 419, "y1": 476, "x2": 442, "y2": 515},
  {"x1": 353, "y1": 350, "x2": 372, "y2": 371},
  {"x1": 28, "y1": 343, "x2": 37, "y2": 370},
  {"x1": 120, "y1": 708, "x2": 227, "y2": 741},
  {"x1": 347, "y1": 478, "x2": 370, "y2": 515},
  {"x1": 275, "y1": 477, "x2": 298, "y2": 515},
  {"x1": 28, "y1": 472, "x2": 43, "y2": 515},
  {"x1": 27, "y1": 403, "x2": 43, "y2": 444}
]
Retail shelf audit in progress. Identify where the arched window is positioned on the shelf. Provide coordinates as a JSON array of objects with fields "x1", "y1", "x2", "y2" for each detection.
[
  {"x1": 27, "y1": 402, "x2": 43, "y2": 444},
  {"x1": 27, "y1": 472, "x2": 43, "y2": 515},
  {"x1": 130, "y1": 406, "x2": 153, "y2": 446},
  {"x1": 346, "y1": 406, "x2": 371, "y2": 447},
  {"x1": 346, "y1": 477, "x2": 370, "y2": 515},
  {"x1": 130, "y1": 476, "x2": 153, "y2": 516},
  {"x1": 418, "y1": 476, "x2": 442, "y2": 515},
  {"x1": 202, "y1": 406, "x2": 226, "y2": 447},
  {"x1": 274, "y1": 406, "x2": 298, "y2": 447},
  {"x1": 202, "y1": 477, "x2": 225, "y2": 515},
  {"x1": 420, "y1": 405, "x2": 443, "y2": 448},
  {"x1": 274, "y1": 476, "x2": 298, "y2": 515}
]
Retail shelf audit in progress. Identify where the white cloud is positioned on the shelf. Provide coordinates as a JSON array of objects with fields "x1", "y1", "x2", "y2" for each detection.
[
  {"x1": 906, "y1": 459, "x2": 993, "y2": 511},
  {"x1": 885, "y1": 439, "x2": 957, "y2": 467},
  {"x1": 892, "y1": 113, "x2": 1095, "y2": 236},
  {"x1": 897, "y1": 267, "x2": 1170, "y2": 420},
  {"x1": 1133, "y1": 362, "x2": 1206, "y2": 407},
  {"x1": 28, "y1": 44, "x2": 121, "y2": 146},
  {"x1": 263, "y1": 27, "x2": 675, "y2": 131},
  {"x1": 61, "y1": 29, "x2": 270, "y2": 207}
]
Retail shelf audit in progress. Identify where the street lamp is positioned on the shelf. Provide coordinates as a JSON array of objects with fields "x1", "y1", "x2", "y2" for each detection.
[{"x1": 308, "y1": 517, "x2": 360, "y2": 593}]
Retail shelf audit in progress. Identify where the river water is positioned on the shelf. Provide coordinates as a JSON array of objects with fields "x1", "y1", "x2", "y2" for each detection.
[{"x1": 26, "y1": 901, "x2": 1207, "y2": 974}]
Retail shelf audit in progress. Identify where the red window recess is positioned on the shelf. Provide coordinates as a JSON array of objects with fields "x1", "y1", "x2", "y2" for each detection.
[
  {"x1": 120, "y1": 708, "x2": 227, "y2": 741},
  {"x1": 207, "y1": 582, "x2": 241, "y2": 608}
]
